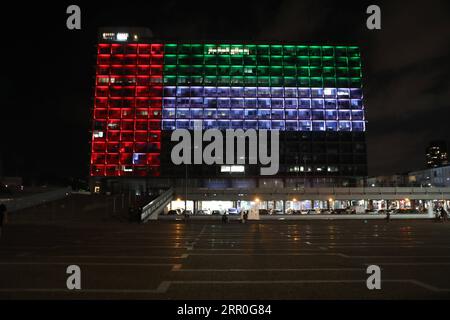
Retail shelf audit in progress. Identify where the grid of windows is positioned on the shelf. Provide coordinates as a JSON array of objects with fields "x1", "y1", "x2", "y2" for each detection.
[
  {"x1": 90, "y1": 41, "x2": 366, "y2": 178},
  {"x1": 162, "y1": 44, "x2": 364, "y2": 131},
  {"x1": 91, "y1": 43, "x2": 164, "y2": 177}
]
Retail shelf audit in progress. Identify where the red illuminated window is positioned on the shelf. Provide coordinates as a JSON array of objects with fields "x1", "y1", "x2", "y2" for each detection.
[{"x1": 91, "y1": 42, "x2": 164, "y2": 177}]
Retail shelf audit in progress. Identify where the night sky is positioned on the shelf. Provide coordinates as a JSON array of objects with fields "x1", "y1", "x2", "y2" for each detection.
[{"x1": 1, "y1": 0, "x2": 449, "y2": 183}]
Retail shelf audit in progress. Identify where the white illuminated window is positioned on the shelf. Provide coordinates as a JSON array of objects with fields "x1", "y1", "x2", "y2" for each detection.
[
  {"x1": 102, "y1": 33, "x2": 115, "y2": 40},
  {"x1": 116, "y1": 33, "x2": 129, "y2": 41},
  {"x1": 230, "y1": 165, "x2": 245, "y2": 173},
  {"x1": 93, "y1": 131, "x2": 104, "y2": 138}
]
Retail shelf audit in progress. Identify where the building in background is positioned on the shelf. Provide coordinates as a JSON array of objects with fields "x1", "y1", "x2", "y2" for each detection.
[
  {"x1": 409, "y1": 166, "x2": 450, "y2": 188},
  {"x1": 426, "y1": 140, "x2": 448, "y2": 168},
  {"x1": 366, "y1": 174, "x2": 409, "y2": 187},
  {"x1": 90, "y1": 28, "x2": 367, "y2": 193}
]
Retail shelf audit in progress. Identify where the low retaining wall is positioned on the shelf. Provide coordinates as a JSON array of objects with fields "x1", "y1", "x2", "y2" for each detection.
[{"x1": 1, "y1": 187, "x2": 72, "y2": 212}]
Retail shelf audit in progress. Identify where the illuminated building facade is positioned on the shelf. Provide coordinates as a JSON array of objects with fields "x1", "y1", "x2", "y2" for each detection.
[
  {"x1": 90, "y1": 28, "x2": 367, "y2": 191},
  {"x1": 426, "y1": 140, "x2": 448, "y2": 168}
]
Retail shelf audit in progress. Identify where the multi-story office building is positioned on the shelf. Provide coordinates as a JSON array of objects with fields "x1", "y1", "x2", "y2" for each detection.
[
  {"x1": 90, "y1": 28, "x2": 367, "y2": 193},
  {"x1": 426, "y1": 140, "x2": 448, "y2": 168}
]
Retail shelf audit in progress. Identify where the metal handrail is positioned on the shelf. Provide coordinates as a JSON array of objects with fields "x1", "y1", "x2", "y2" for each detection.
[{"x1": 140, "y1": 188, "x2": 174, "y2": 222}]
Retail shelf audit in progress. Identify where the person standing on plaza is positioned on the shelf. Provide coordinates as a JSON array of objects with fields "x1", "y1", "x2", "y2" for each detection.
[
  {"x1": 441, "y1": 207, "x2": 448, "y2": 223},
  {"x1": 385, "y1": 209, "x2": 391, "y2": 223}
]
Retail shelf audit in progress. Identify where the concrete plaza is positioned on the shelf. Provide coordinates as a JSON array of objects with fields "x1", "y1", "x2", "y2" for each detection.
[{"x1": 0, "y1": 219, "x2": 450, "y2": 299}]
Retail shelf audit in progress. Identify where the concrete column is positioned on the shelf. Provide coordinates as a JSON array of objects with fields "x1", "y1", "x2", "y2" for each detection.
[
  {"x1": 427, "y1": 200, "x2": 434, "y2": 218},
  {"x1": 282, "y1": 200, "x2": 286, "y2": 214}
]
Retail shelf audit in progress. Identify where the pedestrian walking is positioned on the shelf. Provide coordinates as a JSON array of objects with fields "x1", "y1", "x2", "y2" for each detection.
[
  {"x1": 441, "y1": 207, "x2": 448, "y2": 223},
  {"x1": 385, "y1": 210, "x2": 390, "y2": 223},
  {"x1": 221, "y1": 214, "x2": 228, "y2": 224},
  {"x1": 0, "y1": 203, "x2": 7, "y2": 238}
]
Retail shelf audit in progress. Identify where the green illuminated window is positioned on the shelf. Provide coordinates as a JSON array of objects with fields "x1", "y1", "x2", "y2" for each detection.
[
  {"x1": 231, "y1": 55, "x2": 243, "y2": 65},
  {"x1": 164, "y1": 76, "x2": 176, "y2": 85},
  {"x1": 271, "y1": 76, "x2": 283, "y2": 86},
  {"x1": 283, "y1": 55, "x2": 296, "y2": 66},
  {"x1": 311, "y1": 77, "x2": 323, "y2": 87},
  {"x1": 244, "y1": 76, "x2": 257, "y2": 86},
  {"x1": 350, "y1": 77, "x2": 362, "y2": 87},
  {"x1": 230, "y1": 66, "x2": 243, "y2": 76},
  {"x1": 178, "y1": 65, "x2": 190, "y2": 75},
  {"x1": 323, "y1": 67, "x2": 335, "y2": 77},
  {"x1": 323, "y1": 57, "x2": 335, "y2": 67},
  {"x1": 218, "y1": 76, "x2": 230, "y2": 85},
  {"x1": 205, "y1": 55, "x2": 217, "y2": 65},
  {"x1": 284, "y1": 77, "x2": 296, "y2": 87},
  {"x1": 271, "y1": 56, "x2": 282, "y2": 66},
  {"x1": 284, "y1": 66, "x2": 296, "y2": 76},
  {"x1": 297, "y1": 56, "x2": 309, "y2": 66},
  {"x1": 349, "y1": 57, "x2": 361, "y2": 67},
  {"x1": 324, "y1": 77, "x2": 336, "y2": 87},
  {"x1": 204, "y1": 65, "x2": 217, "y2": 76},
  {"x1": 164, "y1": 65, "x2": 177, "y2": 75},
  {"x1": 309, "y1": 46, "x2": 321, "y2": 56},
  {"x1": 191, "y1": 76, "x2": 203, "y2": 85},
  {"x1": 336, "y1": 57, "x2": 348, "y2": 67},
  {"x1": 270, "y1": 45, "x2": 282, "y2": 55},
  {"x1": 217, "y1": 55, "x2": 230, "y2": 65},
  {"x1": 165, "y1": 44, "x2": 178, "y2": 54},
  {"x1": 283, "y1": 45, "x2": 296, "y2": 56},
  {"x1": 310, "y1": 67, "x2": 321, "y2": 77},
  {"x1": 177, "y1": 55, "x2": 189, "y2": 64},
  {"x1": 298, "y1": 77, "x2": 310, "y2": 86},
  {"x1": 257, "y1": 66, "x2": 269, "y2": 76},
  {"x1": 244, "y1": 45, "x2": 256, "y2": 55},
  {"x1": 298, "y1": 67, "x2": 309, "y2": 77},
  {"x1": 349, "y1": 67, "x2": 361, "y2": 77},
  {"x1": 310, "y1": 57, "x2": 322, "y2": 66},
  {"x1": 177, "y1": 76, "x2": 189, "y2": 85},
  {"x1": 257, "y1": 45, "x2": 270, "y2": 55},
  {"x1": 336, "y1": 67, "x2": 349, "y2": 77},
  {"x1": 257, "y1": 76, "x2": 270, "y2": 86},
  {"x1": 337, "y1": 77, "x2": 349, "y2": 87},
  {"x1": 191, "y1": 44, "x2": 203, "y2": 54},
  {"x1": 164, "y1": 54, "x2": 177, "y2": 64},
  {"x1": 192, "y1": 55, "x2": 204, "y2": 64},
  {"x1": 322, "y1": 46, "x2": 334, "y2": 56},
  {"x1": 231, "y1": 76, "x2": 244, "y2": 85},
  {"x1": 270, "y1": 66, "x2": 282, "y2": 76},
  {"x1": 243, "y1": 55, "x2": 257, "y2": 65},
  {"x1": 217, "y1": 65, "x2": 230, "y2": 76},
  {"x1": 257, "y1": 55, "x2": 270, "y2": 66},
  {"x1": 348, "y1": 46, "x2": 360, "y2": 57},
  {"x1": 178, "y1": 44, "x2": 191, "y2": 54},
  {"x1": 204, "y1": 76, "x2": 217, "y2": 85},
  {"x1": 191, "y1": 65, "x2": 203, "y2": 75},
  {"x1": 296, "y1": 46, "x2": 308, "y2": 55}
]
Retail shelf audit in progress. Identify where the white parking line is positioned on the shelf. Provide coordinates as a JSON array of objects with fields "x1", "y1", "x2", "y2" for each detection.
[{"x1": 1, "y1": 279, "x2": 448, "y2": 294}]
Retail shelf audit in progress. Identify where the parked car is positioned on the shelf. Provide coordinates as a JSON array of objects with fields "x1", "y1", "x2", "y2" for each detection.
[
  {"x1": 259, "y1": 209, "x2": 269, "y2": 215},
  {"x1": 331, "y1": 208, "x2": 348, "y2": 215},
  {"x1": 394, "y1": 208, "x2": 421, "y2": 214},
  {"x1": 211, "y1": 210, "x2": 222, "y2": 215},
  {"x1": 196, "y1": 209, "x2": 211, "y2": 215},
  {"x1": 182, "y1": 210, "x2": 193, "y2": 215},
  {"x1": 227, "y1": 208, "x2": 239, "y2": 215},
  {"x1": 167, "y1": 210, "x2": 178, "y2": 215}
]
